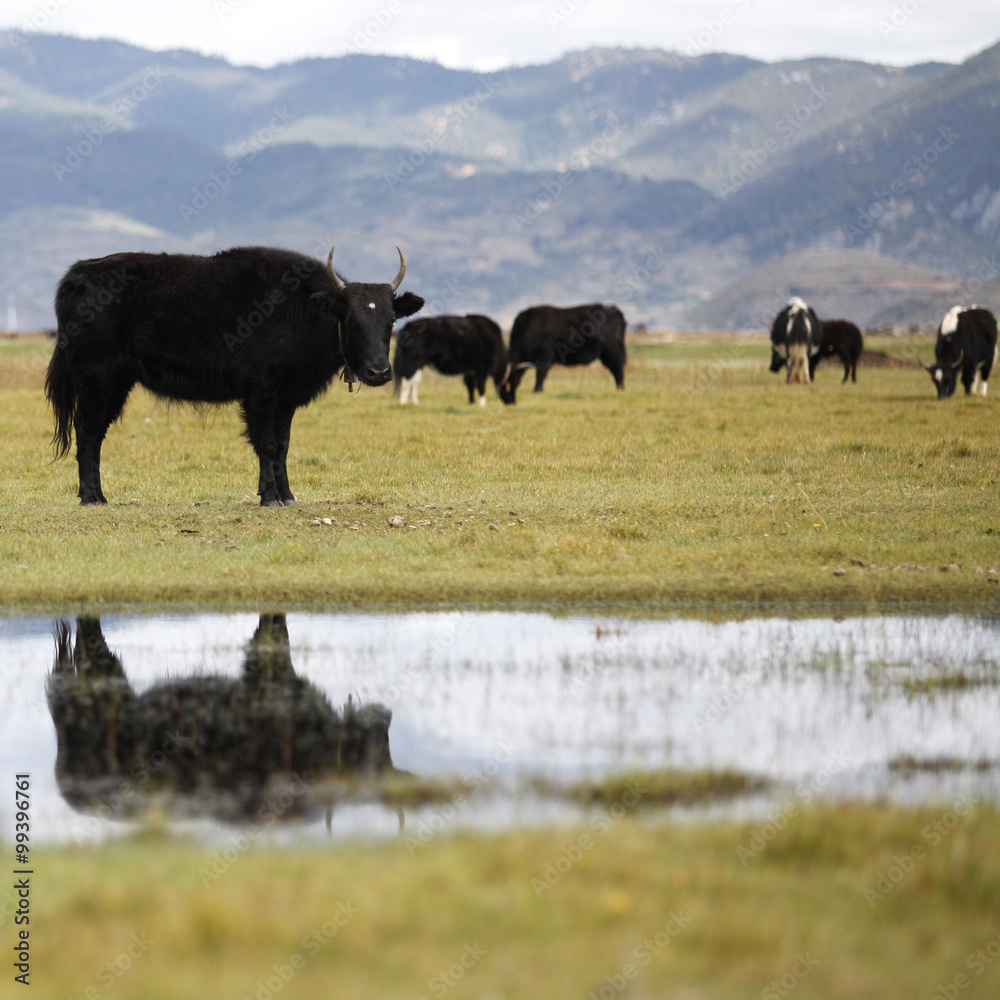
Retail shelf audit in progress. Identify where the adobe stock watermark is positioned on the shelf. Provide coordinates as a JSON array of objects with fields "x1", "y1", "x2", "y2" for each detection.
[
  {"x1": 736, "y1": 752, "x2": 853, "y2": 864},
  {"x1": 52, "y1": 66, "x2": 169, "y2": 181},
  {"x1": 384, "y1": 75, "x2": 498, "y2": 190},
  {"x1": 531, "y1": 779, "x2": 644, "y2": 897},
  {"x1": 214, "y1": 0, "x2": 247, "y2": 19},
  {"x1": 691, "y1": 672, "x2": 755, "y2": 730},
  {"x1": 612, "y1": 242, "x2": 671, "y2": 305},
  {"x1": 878, "y1": 0, "x2": 931, "y2": 39},
  {"x1": 546, "y1": 0, "x2": 588, "y2": 29},
  {"x1": 566, "y1": 622, "x2": 633, "y2": 692},
  {"x1": 343, "y1": 1, "x2": 401, "y2": 55},
  {"x1": 236, "y1": 903, "x2": 359, "y2": 1000},
  {"x1": 551, "y1": 305, "x2": 614, "y2": 363},
  {"x1": 417, "y1": 943, "x2": 487, "y2": 999},
  {"x1": 843, "y1": 126, "x2": 959, "y2": 244},
  {"x1": 66, "y1": 726, "x2": 194, "y2": 841},
  {"x1": 931, "y1": 928, "x2": 1000, "y2": 1000},
  {"x1": 222, "y1": 256, "x2": 322, "y2": 352},
  {"x1": 402, "y1": 742, "x2": 518, "y2": 855},
  {"x1": 685, "y1": 0, "x2": 752, "y2": 57},
  {"x1": 761, "y1": 953, "x2": 819, "y2": 999},
  {"x1": 69, "y1": 934, "x2": 154, "y2": 1000},
  {"x1": 511, "y1": 118, "x2": 627, "y2": 231},
  {"x1": 1, "y1": 29, "x2": 33, "y2": 60},
  {"x1": 56, "y1": 263, "x2": 137, "y2": 344},
  {"x1": 716, "y1": 83, "x2": 831, "y2": 199},
  {"x1": 178, "y1": 107, "x2": 296, "y2": 223},
  {"x1": 861, "y1": 792, "x2": 979, "y2": 907},
  {"x1": 585, "y1": 913, "x2": 692, "y2": 1000},
  {"x1": 377, "y1": 616, "x2": 470, "y2": 702},
  {"x1": 198, "y1": 774, "x2": 313, "y2": 885},
  {"x1": 22, "y1": 0, "x2": 73, "y2": 32}
]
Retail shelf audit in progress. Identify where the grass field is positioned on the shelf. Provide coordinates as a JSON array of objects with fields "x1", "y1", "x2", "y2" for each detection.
[
  {"x1": 0, "y1": 332, "x2": 996, "y2": 611},
  {"x1": 19, "y1": 805, "x2": 1000, "y2": 1000},
  {"x1": 4, "y1": 332, "x2": 1000, "y2": 999}
]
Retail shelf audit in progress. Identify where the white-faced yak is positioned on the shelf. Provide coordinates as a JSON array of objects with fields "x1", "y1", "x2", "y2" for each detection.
[
  {"x1": 922, "y1": 305, "x2": 997, "y2": 399},
  {"x1": 769, "y1": 297, "x2": 823, "y2": 384}
]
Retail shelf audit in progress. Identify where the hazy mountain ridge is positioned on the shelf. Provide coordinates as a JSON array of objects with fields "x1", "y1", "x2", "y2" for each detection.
[{"x1": 1, "y1": 31, "x2": 998, "y2": 331}]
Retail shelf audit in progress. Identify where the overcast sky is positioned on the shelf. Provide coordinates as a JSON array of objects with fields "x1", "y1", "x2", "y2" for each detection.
[{"x1": 4, "y1": 0, "x2": 1000, "y2": 70}]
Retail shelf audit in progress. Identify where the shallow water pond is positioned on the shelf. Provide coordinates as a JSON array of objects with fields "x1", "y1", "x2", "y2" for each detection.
[{"x1": 2, "y1": 610, "x2": 998, "y2": 844}]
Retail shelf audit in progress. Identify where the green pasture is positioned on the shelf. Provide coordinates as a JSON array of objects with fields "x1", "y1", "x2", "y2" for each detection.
[
  {"x1": 5, "y1": 333, "x2": 1000, "y2": 1000},
  {"x1": 22, "y1": 805, "x2": 1000, "y2": 1000},
  {"x1": 1, "y1": 332, "x2": 997, "y2": 611}
]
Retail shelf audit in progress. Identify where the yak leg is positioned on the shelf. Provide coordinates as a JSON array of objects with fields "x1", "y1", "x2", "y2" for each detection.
[
  {"x1": 600, "y1": 349, "x2": 625, "y2": 390},
  {"x1": 74, "y1": 617, "x2": 128, "y2": 679},
  {"x1": 244, "y1": 402, "x2": 284, "y2": 506},
  {"x1": 273, "y1": 408, "x2": 297, "y2": 504},
  {"x1": 243, "y1": 613, "x2": 294, "y2": 683},
  {"x1": 401, "y1": 368, "x2": 423, "y2": 405},
  {"x1": 74, "y1": 375, "x2": 134, "y2": 505},
  {"x1": 533, "y1": 364, "x2": 550, "y2": 392},
  {"x1": 466, "y1": 371, "x2": 488, "y2": 406},
  {"x1": 786, "y1": 344, "x2": 808, "y2": 384}
]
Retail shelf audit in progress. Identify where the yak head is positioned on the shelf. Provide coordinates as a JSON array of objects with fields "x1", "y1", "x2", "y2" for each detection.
[
  {"x1": 922, "y1": 350, "x2": 963, "y2": 399},
  {"x1": 315, "y1": 246, "x2": 424, "y2": 387},
  {"x1": 497, "y1": 362, "x2": 532, "y2": 404}
]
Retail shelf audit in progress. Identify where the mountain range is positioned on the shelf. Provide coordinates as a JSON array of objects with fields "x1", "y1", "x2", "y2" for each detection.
[{"x1": 1, "y1": 30, "x2": 999, "y2": 331}]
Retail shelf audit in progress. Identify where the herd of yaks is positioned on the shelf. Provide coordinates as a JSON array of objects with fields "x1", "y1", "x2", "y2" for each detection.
[
  {"x1": 767, "y1": 297, "x2": 998, "y2": 399},
  {"x1": 400, "y1": 296, "x2": 998, "y2": 405},
  {"x1": 41, "y1": 245, "x2": 998, "y2": 505}
]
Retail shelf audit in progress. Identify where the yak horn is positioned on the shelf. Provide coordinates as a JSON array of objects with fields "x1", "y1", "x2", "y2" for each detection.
[
  {"x1": 951, "y1": 350, "x2": 964, "y2": 369},
  {"x1": 919, "y1": 360, "x2": 933, "y2": 371},
  {"x1": 389, "y1": 246, "x2": 406, "y2": 291},
  {"x1": 499, "y1": 362, "x2": 511, "y2": 388},
  {"x1": 326, "y1": 245, "x2": 347, "y2": 291},
  {"x1": 514, "y1": 361, "x2": 536, "y2": 371}
]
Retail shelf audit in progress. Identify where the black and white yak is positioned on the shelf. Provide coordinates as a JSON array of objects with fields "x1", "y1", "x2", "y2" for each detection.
[
  {"x1": 769, "y1": 298, "x2": 823, "y2": 384},
  {"x1": 922, "y1": 305, "x2": 997, "y2": 399},
  {"x1": 393, "y1": 314, "x2": 509, "y2": 405}
]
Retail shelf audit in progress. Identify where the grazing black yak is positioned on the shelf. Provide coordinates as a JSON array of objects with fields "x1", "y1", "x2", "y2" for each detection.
[{"x1": 499, "y1": 304, "x2": 626, "y2": 404}]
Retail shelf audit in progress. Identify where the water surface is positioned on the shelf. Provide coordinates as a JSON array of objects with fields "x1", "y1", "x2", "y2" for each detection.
[{"x1": 2, "y1": 610, "x2": 998, "y2": 844}]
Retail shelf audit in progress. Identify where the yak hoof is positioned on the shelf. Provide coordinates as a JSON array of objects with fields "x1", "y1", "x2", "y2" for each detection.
[{"x1": 260, "y1": 497, "x2": 285, "y2": 508}]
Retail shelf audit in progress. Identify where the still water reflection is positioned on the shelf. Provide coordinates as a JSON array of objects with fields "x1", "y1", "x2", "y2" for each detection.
[
  {"x1": 48, "y1": 615, "x2": 397, "y2": 826},
  {"x1": 1, "y1": 610, "x2": 998, "y2": 844}
]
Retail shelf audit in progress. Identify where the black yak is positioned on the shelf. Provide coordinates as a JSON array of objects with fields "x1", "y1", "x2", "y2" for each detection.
[
  {"x1": 47, "y1": 614, "x2": 399, "y2": 825},
  {"x1": 45, "y1": 245, "x2": 423, "y2": 505},
  {"x1": 499, "y1": 304, "x2": 626, "y2": 404}
]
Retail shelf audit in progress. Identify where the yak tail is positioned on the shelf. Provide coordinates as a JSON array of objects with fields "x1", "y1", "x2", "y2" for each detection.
[{"x1": 44, "y1": 342, "x2": 76, "y2": 457}]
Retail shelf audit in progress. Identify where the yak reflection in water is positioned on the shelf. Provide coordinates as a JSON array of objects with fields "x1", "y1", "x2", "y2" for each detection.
[{"x1": 47, "y1": 614, "x2": 402, "y2": 827}]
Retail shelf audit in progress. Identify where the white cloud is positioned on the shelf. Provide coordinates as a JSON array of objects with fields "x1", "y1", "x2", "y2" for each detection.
[{"x1": 3, "y1": 0, "x2": 999, "y2": 69}]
